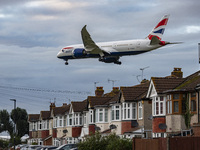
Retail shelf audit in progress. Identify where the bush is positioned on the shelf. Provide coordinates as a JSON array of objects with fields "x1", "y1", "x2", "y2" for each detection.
[{"x1": 78, "y1": 132, "x2": 132, "y2": 150}]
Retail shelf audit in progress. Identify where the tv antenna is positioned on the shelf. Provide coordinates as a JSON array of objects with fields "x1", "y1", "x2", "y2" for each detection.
[
  {"x1": 108, "y1": 79, "x2": 117, "y2": 87},
  {"x1": 140, "y1": 66, "x2": 150, "y2": 81},
  {"x1": 94, "y1": 81, "x2": 99, "y2": 91}
]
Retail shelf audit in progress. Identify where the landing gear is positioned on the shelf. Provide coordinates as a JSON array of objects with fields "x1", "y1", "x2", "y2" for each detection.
[
  {"x1": 114, "y1": 61, "x2": 122, "y2": 65},
  {"x1": 65, "y1": 61, "x2": 69, "y2": 65}
]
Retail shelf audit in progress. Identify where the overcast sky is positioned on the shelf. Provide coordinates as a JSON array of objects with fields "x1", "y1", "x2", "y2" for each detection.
[{"x1": 0, "y1": 0, "x2": 200, "y2": 115}]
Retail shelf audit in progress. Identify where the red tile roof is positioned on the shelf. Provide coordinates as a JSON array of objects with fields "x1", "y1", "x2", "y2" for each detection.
[
  {"x1": 88, "y1": 96, "x2": 113, "y2": 108},
  {"x1": 151, "y1": 77, "x2": 185, "y2": 94},
  {"x1": 71, "y1": 100, "x2": 87, "y2": 112},
  {"x1": 121, "y1": 81, "x2": 150, "y2": 101},
  {"x1": 53, "y1": 104, "x2": 70, "y2": 116},
  {"x1": 175, "y1": 70, "x2": 200, "y2": 91},
  {"x1": 40, "y1": 111, "x2": 51, "y2": 120},
  {"x1": 28, "y1": 114, "x2": 40, "y2": 122}
]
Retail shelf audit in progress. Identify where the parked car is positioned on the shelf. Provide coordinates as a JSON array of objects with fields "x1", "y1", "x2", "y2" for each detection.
[
  {"x1": 56, "y1": 144, "x2": 77, "y2": 150},
  {"x1": 27, "y1": 145, "x2": 42, "y2": 150},
  {"x1": 43, "y1": 146, "x2": 58, "y2": 150}
]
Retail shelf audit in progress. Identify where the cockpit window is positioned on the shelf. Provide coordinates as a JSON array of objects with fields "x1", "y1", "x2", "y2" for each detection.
[{"x1": 62, "y1": 50, "x2": 65, "y2": 52}]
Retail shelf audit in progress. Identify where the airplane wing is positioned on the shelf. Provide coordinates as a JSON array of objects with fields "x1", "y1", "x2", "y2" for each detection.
[{"x1": 81, "y1": 25, "x2": 107, "y2": 56}]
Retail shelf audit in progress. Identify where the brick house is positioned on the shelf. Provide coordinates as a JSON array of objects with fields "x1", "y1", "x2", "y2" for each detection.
[
  {"x1": 147, "y1": 68, "x2": 199, "y2": 137},
  {"x1": 28, "y1": 114, "x2": 40, "y2": 144},
  {"x1": 165, "y1": 70, "x2": 200, "y2": 136},
  {"x1": 52, "y1": 103, "x2": 70, "y2": 146},
  {"x1": 120, "y1": 80, "x2": 151, "y2": 138}
]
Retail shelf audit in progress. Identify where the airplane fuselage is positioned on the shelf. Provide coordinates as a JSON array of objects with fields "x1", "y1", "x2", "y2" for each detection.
[{"x1": 57, "y1": 39, "x2": 163, "y2": 61}]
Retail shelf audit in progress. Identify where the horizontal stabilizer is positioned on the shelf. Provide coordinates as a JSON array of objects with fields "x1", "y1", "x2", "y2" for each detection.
[{"x1": 150, "y1": 36, "x2": 161, "y2": 45}]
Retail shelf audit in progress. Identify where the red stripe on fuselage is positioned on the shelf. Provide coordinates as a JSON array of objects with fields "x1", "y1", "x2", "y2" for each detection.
[{"x1": 63, "y1": 47, "x2": 73, "y2": 49}]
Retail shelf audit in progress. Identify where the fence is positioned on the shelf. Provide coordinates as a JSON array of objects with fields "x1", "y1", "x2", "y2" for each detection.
[{"x1": 132, "y1": 137, "x2": 200, "y2": 150}]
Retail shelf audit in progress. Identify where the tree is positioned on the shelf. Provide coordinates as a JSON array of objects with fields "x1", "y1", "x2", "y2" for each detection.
[
  {"x1": 0, "y1": 107, "x2": 29, "y2": 145},
  {"x1": 11, "y1": 107, "x2": 29, "y2": 137},
  {"x1": 0, "y1": 110, "x2": 13, "y2": 136},
  {"x1": 78, "y1": 132, "x2": 132, "y2": 150}
]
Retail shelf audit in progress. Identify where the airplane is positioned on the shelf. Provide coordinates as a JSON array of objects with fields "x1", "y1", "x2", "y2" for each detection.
[{"x1": 57, "y1": 14, "x2": 178, "y2": 65}]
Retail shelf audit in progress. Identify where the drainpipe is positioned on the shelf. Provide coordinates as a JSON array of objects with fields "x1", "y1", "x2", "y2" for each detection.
[{"x1": 195, "y1": 84, "x2": 200, "y2": 123}]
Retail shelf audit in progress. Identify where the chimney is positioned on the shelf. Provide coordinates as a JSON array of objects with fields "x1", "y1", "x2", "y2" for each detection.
[
  {"x1": 95, "y1": 87, "x2": 104, "y2": 97},
  {"x1": 112, "y1": 87, "x2": 119, "y2": 95},
  {"x1": 62, "y1": 103, "x2": 67, "y2": 107},
  {"x1": 171, "y1": 68, "x2": 183, "y2": 78},
  {"x1": 50, "y1": 103, "x2": 56, "y2": 111}
]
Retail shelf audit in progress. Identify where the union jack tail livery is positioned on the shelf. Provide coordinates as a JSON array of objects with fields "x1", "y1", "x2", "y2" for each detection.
[{"x1": 147, "y1": 14, "x2": 170, "y2": 40}]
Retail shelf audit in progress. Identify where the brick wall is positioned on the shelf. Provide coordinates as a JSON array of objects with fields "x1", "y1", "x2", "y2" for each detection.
[
  {"x1": 29, "y1": 131, "x2": 32, "y2": 139},
  {"x1": 121, "y1": 121, "x2": 132, "y2": 134},
  {"x1": 193, "y1": 123, "x2": 200, "y2": 136},
  {"x1": 41, "y1": 130, "x2": 49, "y2": 139},
  {"x1": 152, "y1": 117, "x2": 166, "y2": 133},
  {"x1": 43, "y1": 137, "x2": 52, "y2": 146},
  {"x1": 72, "y1": 126, "x2": 82, "y2": 137},
  {"x1": 52, "y1": 128, "x2": 57, "y2": 138},
  {"x1": 89, "y1": 124, "x2": 95, "y2": 135}
]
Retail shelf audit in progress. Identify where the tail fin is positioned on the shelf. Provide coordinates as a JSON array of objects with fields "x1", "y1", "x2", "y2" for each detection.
[{"x1": 146, "y1": 14, "x2": 170, "y2": 40}]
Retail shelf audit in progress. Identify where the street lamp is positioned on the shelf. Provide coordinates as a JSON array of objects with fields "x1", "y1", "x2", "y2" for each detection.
[{"x1": 10, "y1": 99, "x2": 16, "y2": 150}]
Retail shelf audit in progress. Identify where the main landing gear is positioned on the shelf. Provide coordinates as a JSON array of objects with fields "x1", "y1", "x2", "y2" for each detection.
[{"x1": 65, "y1": 61, "x2": 69, "y2": 65}]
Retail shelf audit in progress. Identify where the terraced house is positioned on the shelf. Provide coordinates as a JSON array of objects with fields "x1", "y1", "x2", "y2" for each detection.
[{"x1": 28, "y1": 68, "x2": 200, "y2": 146}]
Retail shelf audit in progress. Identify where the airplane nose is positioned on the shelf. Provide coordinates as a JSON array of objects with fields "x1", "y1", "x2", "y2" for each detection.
[{"x1": 57, "y1": 52, "x2": 62, "y2": 59}]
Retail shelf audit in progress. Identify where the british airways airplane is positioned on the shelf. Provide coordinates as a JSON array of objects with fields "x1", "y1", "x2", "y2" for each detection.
[{"x1": 57, "y1": 14, "x2": 176, "y2": 65}]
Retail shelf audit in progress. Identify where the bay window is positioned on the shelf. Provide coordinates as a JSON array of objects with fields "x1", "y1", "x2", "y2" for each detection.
[
  {"x1": 153, "y1": 96, "x2": 165, "y2": 116},
  {"x1": 138, "y1": 102, "x2": 143, "y2": 120},
  {"x1": 95, "y1": 108, "x2": 108, "y2": 123},
  {"x1": 111, "y1": 105, "x2": 121, "y2": 121},
  {"x1": 122, "y1": 102, "x2": 137, "y2": 120}
]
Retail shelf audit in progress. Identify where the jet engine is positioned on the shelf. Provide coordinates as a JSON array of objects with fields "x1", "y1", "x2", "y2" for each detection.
[
  {"x1": 99, "y1": 56, "x2": 121, "y2": 65},
  {"x1": 73, "y1": 48, "x2": 87, "y2": 58}
]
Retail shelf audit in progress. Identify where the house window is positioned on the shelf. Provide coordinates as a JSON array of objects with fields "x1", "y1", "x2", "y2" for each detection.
[
  {"x1": 69, "y1": 114, "x2": 73, "y2": 126},
  {"x1": 173, "y1": 94, "x2": 179, "y2": 100},
  {"x1": 167, "y1": 100, "x2": 172, "y2": 114},
  {"x1": 132, "y1": 103, "x2": 137, "y2": 120},
  {"x1": 105, "y1": 109, "x2": 108, "y2": 122},
  {"x1": 111, "y1": 105, "x2": 121, "y2": 121},
  {"x1": 59, "y1": 116, "x2": 63, "y2": 127},
  {"x1": 96, "y1": 108, "x2": 108, "y2": 123},
  {"x1": 191, "y1": 93, "x2": 196, "y2": 112},
  {"x1": 80, "y1": 114, "x2": 82, "y2": 125},
  {"x1": 122, "y1": 102, "x2": 137, "y2": 120},
  {"x1": 153, "y1": 96, "x2": 165, "y2": 116},
  {"x1": 39, "y1": 121, "x2": 42, "y2": 130},
  {"x1": 99, "y1": 109, "x2": 103, "y2": 122},
  {"x1": 84, "y1": 113, "x2": 87, "y2": 125},
  {"x1": 64, "y1": 116, "x2": 67, "y2": 127},
  {"x1": 174, "y1": 101, "x2": 179, "y2": 113},
  {"x1": 90, "y1": 110, "x2": 94, "y2": 123},
  {"x1": 47, "y1": 120, "x2": 49, "y2": 129},
  {"x1": 138, "y1": 102, "x2": 143, "y2": 120}
]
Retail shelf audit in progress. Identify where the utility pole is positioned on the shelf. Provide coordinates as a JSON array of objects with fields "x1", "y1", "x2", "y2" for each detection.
[
  {"x1": 10, "y1": 99, "x2": 16, "y2": 150},
  {"x1": 140, "y1": 66, "x2": 150, "y2": 81}
]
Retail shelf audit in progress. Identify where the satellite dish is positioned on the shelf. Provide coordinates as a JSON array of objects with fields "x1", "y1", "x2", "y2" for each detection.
[
  {"x1": 110, "y1": 124, "x2": 117, "y2": 129},
  {"x1": 63, "y1": 129, "x2": 68, "y2": 134},
  {"x1": 131, "y1": 120, "x2": 139, "y2": 127},
  {"x1": 148, "y1": 115, "x2": 153, "y2": 120},
  {"x1": 159, "y1": 123, "x2": 167, "y2": 130},
  {"x1": 95, "y1": 126, "x2": 101, "y2": 131}
]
